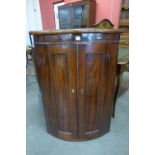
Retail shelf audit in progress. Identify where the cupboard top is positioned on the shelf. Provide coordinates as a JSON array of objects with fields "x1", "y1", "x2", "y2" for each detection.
[{"x1": 29, "y1": 28, "x2": 120, "y2": 35}]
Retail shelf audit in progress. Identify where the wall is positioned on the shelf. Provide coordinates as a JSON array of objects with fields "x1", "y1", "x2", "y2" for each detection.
[
  {"x1": 39, "y1": 0, "x2": 121, "y2": 30},
  {"x1": 27, "y1": 0, "x2": 42, "y2": 45},
  {"x1": 95, "y1": 0, "x2": 121, "y2": 29},
  {"x1": 39, "y1": 0, "x2": 55, "y2": 29}
]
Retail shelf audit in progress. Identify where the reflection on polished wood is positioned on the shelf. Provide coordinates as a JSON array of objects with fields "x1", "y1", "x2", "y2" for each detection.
[{"x1": 30, "y1": 29, "x2": 120, "y2": 141}]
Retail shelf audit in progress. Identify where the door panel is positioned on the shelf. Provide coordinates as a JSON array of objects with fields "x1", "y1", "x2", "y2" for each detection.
[
  {"x1": 73, "y1": 5, "x2": 87, "y2": 28},
  {"x1": 77, "y1": 43, "x2": 117, "y2": 139},
  {"x1": 85, "y1": 53, "x2": 105, "y2": 132},
  {"x1": 34, "y1": 41, "x2": 118, "y2": 140},
  {"x1": 47, "y1": 44, "x2": 77, "y2": 140},
  {"x1": 50, "y1": 53, "x2": 69, "y2": 131},
  {"x1": 34, "y1": 45, "x2": 55, "y2": 134}
]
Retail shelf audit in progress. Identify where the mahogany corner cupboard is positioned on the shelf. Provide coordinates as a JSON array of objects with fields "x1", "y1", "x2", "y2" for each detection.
[{"x1": 30, "y1": 28, "x2": 120, "y2": 141}]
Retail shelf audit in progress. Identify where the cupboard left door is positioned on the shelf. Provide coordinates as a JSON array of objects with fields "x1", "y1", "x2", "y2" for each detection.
[
  {"x1": 58, "y1": 6, "x2": 73, "y2": 29},
  {"x1": 35, "y1": 45, "x2": 57, "y2": 136},
  {"x1": 35, "y1": 44, "x2": 78, "y2": 140}
]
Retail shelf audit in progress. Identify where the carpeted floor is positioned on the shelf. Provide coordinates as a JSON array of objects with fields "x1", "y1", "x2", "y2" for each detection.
[{"x1": 26, "y1": 48, "x2": 129, "y2": 155}]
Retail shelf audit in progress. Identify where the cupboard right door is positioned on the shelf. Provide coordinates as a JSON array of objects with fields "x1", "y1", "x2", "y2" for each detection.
[
  {"x1": 77, "y1": 42, "x2": 118, "y2": 139},
  {"x1": 72, "y1": 5, "x2": 87, "y2": 28}
]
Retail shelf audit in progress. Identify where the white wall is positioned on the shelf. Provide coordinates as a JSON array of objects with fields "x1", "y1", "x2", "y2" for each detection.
[
  {"x1": 26, "y1": 0, "x2": 42, "y2": 45},
  {"x1": 54, "y1": 2, "x2": 64, "y2": 29}
]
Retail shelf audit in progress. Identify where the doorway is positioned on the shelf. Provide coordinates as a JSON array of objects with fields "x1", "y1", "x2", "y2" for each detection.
[
  {"x1": 26, "y1": 0, "x2": 42, "y2": 45},
  {"x1": 54, "y1": 2, "x2": 65, "y2": 29}
]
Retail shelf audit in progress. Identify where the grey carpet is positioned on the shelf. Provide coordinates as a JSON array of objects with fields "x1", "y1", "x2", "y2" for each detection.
[{"x1": 26, "y1": 49, "x2": 129, "y2": 155}]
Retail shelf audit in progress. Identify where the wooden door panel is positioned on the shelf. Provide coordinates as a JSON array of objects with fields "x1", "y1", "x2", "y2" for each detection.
[
  {"x1": 49, "y1": 53, "x2": 70, "y2": 132},
  {"x1": 47, "y1": 44, "x2": 77, "y2": 140},
  {"x1": 34, "y1": 45, "x2": 56, "y2": 135},
  {"x1": 85, "y1": 53, "x2": 105, "y2": 132},
  {"x1": 103, "y1": 42, "x2": 118, "y2": 129},
  {"x1": 32, "y1": 31, "x2": 120, "y2": 141},
  {"x1": 77, "y1": 43, "x2": 117, "y2": 139}
]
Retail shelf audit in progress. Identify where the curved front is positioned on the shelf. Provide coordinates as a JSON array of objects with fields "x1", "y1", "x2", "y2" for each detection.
[{"x1": 32, "y1": 30, "x2": 120, "y2": 141}]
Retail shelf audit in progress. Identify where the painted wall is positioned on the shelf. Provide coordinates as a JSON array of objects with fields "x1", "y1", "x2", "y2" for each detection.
[
  {"x1": 39, "y1": 0, "x2": 121, "y2": 30},
  {"x1": 39, "y1": 0, "x2": 55, "y2": 29},
  {"x1": 95, "y1": 0, "x2": 121, "y2": 29},
  {"x1": 27, "y1": 0, "x2": 42, "y2": 45}
]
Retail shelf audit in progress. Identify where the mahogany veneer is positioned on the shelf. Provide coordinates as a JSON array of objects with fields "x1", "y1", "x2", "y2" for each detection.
[{"x1": 30, "y1": 28, "x2": 120, "y2": 141}]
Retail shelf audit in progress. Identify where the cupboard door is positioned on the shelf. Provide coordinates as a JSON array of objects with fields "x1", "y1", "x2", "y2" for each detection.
[
  {"x1": 58, "y1": 7, "x2": 72, "y2": 29},
  {"x1": 35, "y1": 45, "x2": 55, "y2": 135},
  {"x1": 73, "y1": 5, "x2": 87, "y2": 28},
  {"x1": 77, "y1": 43, "x2": 118, "y2": 139},
  {"x1": 46, "y1": 44, "x2": 78, "y2": 140}
]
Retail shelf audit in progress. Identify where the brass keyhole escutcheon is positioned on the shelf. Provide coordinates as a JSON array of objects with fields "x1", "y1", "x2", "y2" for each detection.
[
  {"x1": 80, "y1": 89, "x2": 84, "y2": 95},
  {"x1": 72, "y1": 89, "x2": 75, "y2": 94}
]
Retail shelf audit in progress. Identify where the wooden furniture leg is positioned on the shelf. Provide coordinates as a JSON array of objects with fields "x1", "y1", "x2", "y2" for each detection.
[
  {"x1": 112, "y1": 65, "x2": 122, "y2": 117},
  {"x1": 26, "y1": 46, "x2": 33, "y2": 66},
  {"x1": 112, "y1": 57, "x2": 129, "y2": 118}
]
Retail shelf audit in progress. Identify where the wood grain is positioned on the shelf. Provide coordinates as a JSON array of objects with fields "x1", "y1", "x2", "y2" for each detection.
[{"x1": 32, "y1": 30, "x2": 120, "y2": 141}]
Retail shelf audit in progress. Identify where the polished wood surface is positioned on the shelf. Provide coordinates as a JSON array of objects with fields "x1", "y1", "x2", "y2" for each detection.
[
  {"x1": 92, "y1": 19, "x2": 114, "y2": 29},
  {"x1": 30, "y1": 28, "x2": 120, "y2": 35},
  {"x1": 31, "y1": 29, "x2": 120, "y2": 141},
  {"x1": 77, "y1": 42, "x2": 118, "y2": 139},
  {"x1": 93, "y1": 20, "x2": 129, "y2": 118}
]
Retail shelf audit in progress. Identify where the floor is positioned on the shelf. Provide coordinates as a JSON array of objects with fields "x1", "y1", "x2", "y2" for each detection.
[{"x1": 26, "y1": 48, "x2": 129, "y2": 155}]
